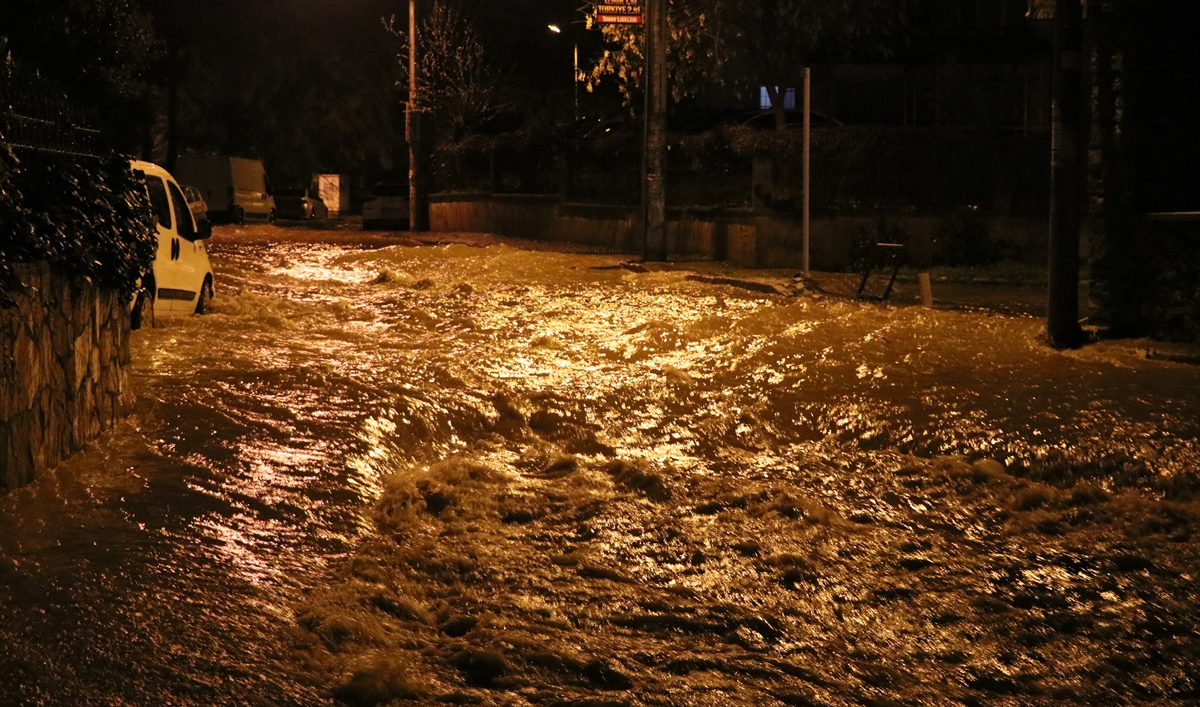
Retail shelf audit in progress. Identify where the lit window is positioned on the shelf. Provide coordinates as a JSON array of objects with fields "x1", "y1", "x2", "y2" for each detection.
[{"x1": 759, "y1": 86, "x2": 797, "y2": 110}]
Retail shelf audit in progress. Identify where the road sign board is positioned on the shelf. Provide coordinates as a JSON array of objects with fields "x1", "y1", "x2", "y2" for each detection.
[
  {"x1": 594, "y1": 0, "x2": 642, "y2": 24},
  {"x1": 597, "y1": 14, "x2": 643, "y2": 24}
]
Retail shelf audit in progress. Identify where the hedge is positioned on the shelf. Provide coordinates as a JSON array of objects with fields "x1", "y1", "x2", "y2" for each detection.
[{"x1": 0, "y1": 135, "x2": 157, "y2": 308}]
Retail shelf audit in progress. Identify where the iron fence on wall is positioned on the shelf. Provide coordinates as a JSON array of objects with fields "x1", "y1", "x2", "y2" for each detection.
[
  {"x1": 431, "y1": 125, "x2": 1050, "y2": 219},
  {"x1": 1, "y1": 62, "x2": 101, "y2": 158}
]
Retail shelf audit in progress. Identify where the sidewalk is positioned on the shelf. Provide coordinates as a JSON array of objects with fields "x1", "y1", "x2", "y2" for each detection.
[{"x1": 387, "y1": 230, "x2": 1052, "y2": 316}]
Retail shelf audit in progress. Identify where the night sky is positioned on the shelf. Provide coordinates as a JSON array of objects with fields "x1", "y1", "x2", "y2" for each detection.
[
  {"x1": 133, "y1": 0, "x2": 589, "y2": 181},
  {"x1": 147, "y1": 0, "x2": 585, "y2": 91}
]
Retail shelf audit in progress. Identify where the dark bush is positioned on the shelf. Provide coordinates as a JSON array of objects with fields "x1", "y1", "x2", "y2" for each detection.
[
  {"x1": 0, "y1": 135, "x2": 156, "y2": 307},
  {"x1": 851, "y1": 218, "x2": 911, "y2": 272},
  {"x1": 932, "y1": 207, "x2": 1010, "y2": 266}
]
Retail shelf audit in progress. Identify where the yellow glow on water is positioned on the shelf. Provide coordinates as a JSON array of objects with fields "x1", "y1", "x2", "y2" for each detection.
[{"x1": 43, "y1": 231, "x2": 1195, "y2": 704}]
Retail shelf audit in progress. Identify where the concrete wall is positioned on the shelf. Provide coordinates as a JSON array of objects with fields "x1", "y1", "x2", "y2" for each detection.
[
  {"x1": 430, "y1": 193, "x2": 1047, "y2": 270},
  {"x1": 433, "y1": 195, "x2": 640, "y2": 253},
  {"x1": 431, "y1": 195, "x2": 747, "y2": 261},
  {"x1": 1, "y1": 264, "x2": 131, "y2": 492}
]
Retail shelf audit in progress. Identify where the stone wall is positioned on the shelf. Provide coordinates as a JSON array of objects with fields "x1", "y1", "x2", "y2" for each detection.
[{"x1": 1, "y1": 263, "x2": 131, "y2": 492}]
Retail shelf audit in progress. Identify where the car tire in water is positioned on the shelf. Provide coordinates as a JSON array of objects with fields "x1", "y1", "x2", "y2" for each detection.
[
  {"x1": 231, "y1": 205, "x2": 245, "y2": 225},
  {"x1": 195, "y1": 279, "x2": 213, "y2": 315},
  {"x1": 268, "y1": 209, "x2": 276, "y2": 224},
  {"x1": 131, "y1": 288, "x2": 154, "y2": 331}
]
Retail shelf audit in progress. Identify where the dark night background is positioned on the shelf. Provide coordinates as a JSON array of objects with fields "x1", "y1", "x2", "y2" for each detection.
[
  {"x1": 3, "y1": 0, "x2": 1199, "y2": 207},
  {"x1": 149, "y1": 0, "x2": 589, "y2": 185},
  {"x1": 1, "y1": 0, "x2": 588, "y2": 185}
]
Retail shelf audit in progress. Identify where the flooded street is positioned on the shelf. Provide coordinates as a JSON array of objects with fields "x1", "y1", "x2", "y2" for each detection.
[{"x1": 2, "y1": 225, "x2": 1199, "y2": 706}]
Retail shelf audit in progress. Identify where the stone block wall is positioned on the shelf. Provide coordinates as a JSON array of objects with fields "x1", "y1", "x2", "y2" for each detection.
[{"x1": 1, "y1": 263, "x2": 131, "y2": 492}]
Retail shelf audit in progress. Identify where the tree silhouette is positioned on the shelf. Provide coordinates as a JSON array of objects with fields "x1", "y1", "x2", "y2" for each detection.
[
  {"x1": 587, "y1": 0, "x2": 916, "y2": 127},
  {"x1": 385, "y1": 1, "x2": 502, "y2": 144}
]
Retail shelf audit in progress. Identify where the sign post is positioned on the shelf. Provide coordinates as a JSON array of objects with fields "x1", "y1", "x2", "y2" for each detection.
[
  {"x1": 408, "y1": 0, "x2": 430, "y2": 232},
  {"x1": 594, "y1": 0, "x2": 663, "y2": 261}
]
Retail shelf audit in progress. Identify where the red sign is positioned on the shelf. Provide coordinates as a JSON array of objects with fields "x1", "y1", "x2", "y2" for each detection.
[
  {"x1": 595, "y1": 0, "x2": 642, "y2": 24},
  {"x1": 596, "y1": 13, "x2": 643, "y2": 24}
]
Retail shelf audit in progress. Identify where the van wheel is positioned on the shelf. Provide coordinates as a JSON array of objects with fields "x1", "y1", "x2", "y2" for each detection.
[
  {"x1": 231, "y1": 206, "x2": 245, "y2": 224},
  {"x1": 195, "y1": 279, "x2": 213, "y2": 315},
  {"x1": 131, "y1": 288, "x2": 154, "y2": 330},
  {"x1": 268, "y1": 209, "x2": 276, "y2": 224}
]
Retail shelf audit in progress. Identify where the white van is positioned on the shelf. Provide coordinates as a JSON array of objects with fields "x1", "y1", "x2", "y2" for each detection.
[
  {"x1": 129, "y1": 160, "x2": 215, "y2": 329},
  {"x1": 174, "y1": 155, "x2": 275, "y2": 224}
]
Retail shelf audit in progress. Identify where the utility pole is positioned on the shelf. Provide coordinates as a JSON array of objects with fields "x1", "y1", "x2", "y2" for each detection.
[
  {"x1": 165, "y1": 45, "x2": 179, "y2": 173},
  {"x1": 642, "y1": 0, "x2": 667, "y2": 262},
  {"x1": 1047, "y1": 0, "x2": 1085, "y2": 348},
  {"x1": 801, "y1": 67, "x2": 811, "y2": 278},
  {"x1": 408, "y1": 0, "x2": 431, "y2": 232}
]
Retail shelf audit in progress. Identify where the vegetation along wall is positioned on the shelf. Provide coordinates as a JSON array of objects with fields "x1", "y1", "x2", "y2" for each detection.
[{"x1": 0, "y1": 133, "x2": 156, "y2": 491}]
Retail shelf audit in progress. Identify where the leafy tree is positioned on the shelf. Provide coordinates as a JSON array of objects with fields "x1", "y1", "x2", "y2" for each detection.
[
  {"x1": 175, "y1": 37, "x2": 406, "y2": 185},
  {"x1": 385, "y1": 1, "x2": 502, "y2": 144},
  {"x1": 158, "y1": 1, "x2": 407, "y2": 185},
  {"x1": 587, "y1": 0, "x2": 916, "y2": 127},
  {"x1": 0, "y1": 0, "x2": 162, "y2": 152}
]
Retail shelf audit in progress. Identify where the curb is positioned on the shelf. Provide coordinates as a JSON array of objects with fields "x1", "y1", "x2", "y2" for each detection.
[
  {"x1": 1146, "y1": 345, "x2": 1200, "y2": 365},
  {"x1": 683, "y1": 274, "x2": 790, "y2": 296}
]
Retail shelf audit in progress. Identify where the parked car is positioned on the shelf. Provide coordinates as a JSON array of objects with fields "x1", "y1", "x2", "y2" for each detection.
[
  {"x1": 129, "y1": 159, "x2": 215, "y2": 329},
  {"x1": 180, "y1": 183, "x2": 208, "y2": 222},
  {"x1": 274, "y1": 187, "x2": 328, "y2": 220},
  {"x1": 362, "y1": 184, "x2": 410, "y2": 230},
  {"x1": 174, "y1": 155, "x2": 275, "y2": 224},
  {"x1": 735, "y1": 109, "x2": 844, "y2": 130}
]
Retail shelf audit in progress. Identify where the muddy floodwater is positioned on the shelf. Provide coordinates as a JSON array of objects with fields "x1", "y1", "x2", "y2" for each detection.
[{"x1": 2, "y1": 226, "x2": 1199, "y2": 707}]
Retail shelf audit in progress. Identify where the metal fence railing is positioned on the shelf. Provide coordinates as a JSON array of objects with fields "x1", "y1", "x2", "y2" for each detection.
[
  {"x1": 1, "y1": 62, "x2": 102, "y2": 158},
  {"x1": 433, "y1": 126, "x2": 1050, "y2": 217}
]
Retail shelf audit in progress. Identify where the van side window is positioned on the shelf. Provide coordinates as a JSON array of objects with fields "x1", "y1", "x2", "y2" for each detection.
[
  {"x1": 137, "y1": 172, "x2": 173, "y2": 230},
  {"x1": 168, "y1": 181, "x2": 196, "y2": 239}
]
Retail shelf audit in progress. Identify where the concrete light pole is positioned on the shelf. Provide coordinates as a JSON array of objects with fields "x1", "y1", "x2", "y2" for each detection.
[
  {"x1": 549, "y1": 24, "x2": 580, "y2": 121},
  {"x1": 643, "y1": 0, "x2": 667, "y2": 262},
  {"x1": 802, "y1": 67, "x2": 811, "y2": 278},
  {"x1": 1047, "y1": 0, "x2": 1085, "y2": 348}
]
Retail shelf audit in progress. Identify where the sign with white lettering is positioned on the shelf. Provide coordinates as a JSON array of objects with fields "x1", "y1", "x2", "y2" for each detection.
[{"x1": 594, "y1": 0, "x2": 643, "y2": 25}]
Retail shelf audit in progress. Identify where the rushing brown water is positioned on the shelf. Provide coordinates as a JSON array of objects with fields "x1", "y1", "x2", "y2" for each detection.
[{"x1": 2, "y1": 226, "x2": 1198, "y2": 706}]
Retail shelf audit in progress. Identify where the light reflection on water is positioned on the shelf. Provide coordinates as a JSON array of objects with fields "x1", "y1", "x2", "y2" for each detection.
[{"x1": 1, "y1": 235, "x2": 1198, "y2": 703}]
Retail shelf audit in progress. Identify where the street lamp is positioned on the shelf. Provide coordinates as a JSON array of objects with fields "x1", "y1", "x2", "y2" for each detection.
[{"x1": 548, "y1": 23, "x2": 579, "y2": 120}]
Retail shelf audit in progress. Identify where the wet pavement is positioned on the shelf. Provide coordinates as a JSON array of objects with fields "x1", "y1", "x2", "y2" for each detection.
[{"x1": 2, "y1": 224, "x2": 1198, "y2": 706}]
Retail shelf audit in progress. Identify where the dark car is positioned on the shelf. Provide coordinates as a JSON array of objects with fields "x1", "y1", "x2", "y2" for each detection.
[
  {"x1": 180, "y1": 184, "x2": 209, "y2": 222},
  {"x1": 735, "y1": 109, "x2": 844, "y2": 130},
  {"x1": 274, "y1": 188, "x2": 328, "y2": 220},
  {"x1": 362, "y1": 184, "x2": 410, "y2": 230}
]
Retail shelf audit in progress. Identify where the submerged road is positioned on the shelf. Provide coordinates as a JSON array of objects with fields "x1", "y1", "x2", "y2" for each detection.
[{"x1": 2, "y1": 225, "x2": 1198, "y2": 706}]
